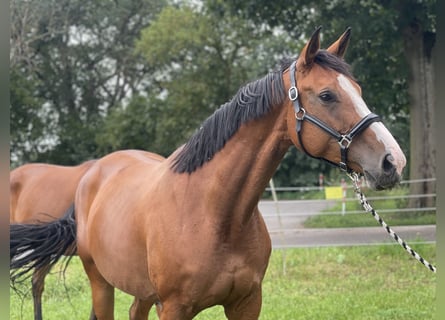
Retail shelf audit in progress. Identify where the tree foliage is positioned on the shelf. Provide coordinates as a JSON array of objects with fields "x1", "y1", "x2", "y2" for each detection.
[
  {"x1": 10, "y1": 69, "x2": 47, "y2": 163},
  {"x1": 113, "y1": 3, "x2": 302, "y2": 156},
  {"x1": 10, "y1": 0, "x2": 166, "y2": 166}
]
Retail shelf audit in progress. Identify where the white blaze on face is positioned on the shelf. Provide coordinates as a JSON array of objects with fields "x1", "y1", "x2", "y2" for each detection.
[{"x1": 337, "y1": 74, "x2": 406, "y2": 175}]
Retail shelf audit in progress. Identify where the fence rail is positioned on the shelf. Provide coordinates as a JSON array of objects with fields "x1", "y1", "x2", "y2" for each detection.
[
  {"x1": 263, "y1": 177, "x2": 436, "y2": 217},
  {"x1": 265, "y1": 177, "x2": 436, "y2": 193},
  {"x1": 262, "y1": 177, "x2": 436, "y2": 249}
]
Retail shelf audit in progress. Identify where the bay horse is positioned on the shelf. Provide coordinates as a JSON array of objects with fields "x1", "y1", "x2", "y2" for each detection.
[
  {"x1": 10, "y1": 160, "x2": 96, "y2": 320},
  {"x1": 10, "y1": 27, "x2": 406, "y2": 319}
]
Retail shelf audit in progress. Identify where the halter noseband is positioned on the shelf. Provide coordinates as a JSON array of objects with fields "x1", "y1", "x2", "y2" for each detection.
[{"x1": 288, "y1": 61, "x2": 381, "y2": 173}]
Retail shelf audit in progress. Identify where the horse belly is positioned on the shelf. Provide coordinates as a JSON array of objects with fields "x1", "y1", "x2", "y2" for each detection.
[{"x1": 86, "y1": 206, "x2": 156, "y2": 299}]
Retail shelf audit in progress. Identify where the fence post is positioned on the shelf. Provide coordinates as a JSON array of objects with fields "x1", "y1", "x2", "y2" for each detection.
[
  {"x1": 319, "y1": 173, "x2": 324, "y2": 190},
  {"x1": 341, "y1": 178, "x2": 347, "y2": 215},
  {"x1": 269, "y1": 179, "x2": 287, "y2": 274}
]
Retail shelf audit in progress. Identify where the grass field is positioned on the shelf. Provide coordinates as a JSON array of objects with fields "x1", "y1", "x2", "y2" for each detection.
[
  {"x1": 304, "y1": 209, "x2": 436, "y2": 228},
  {"x1": 10, "y1": 244, "x2": 436, "y2": 319}
]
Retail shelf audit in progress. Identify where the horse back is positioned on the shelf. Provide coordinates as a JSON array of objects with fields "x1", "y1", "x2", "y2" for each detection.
[{"x1": 10, "y1": 160, "x2": 96, "y2": 223}]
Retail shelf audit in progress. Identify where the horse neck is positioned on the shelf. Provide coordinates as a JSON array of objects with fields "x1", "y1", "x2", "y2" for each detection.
[{"x1": 186, "y1": 103, "x2": 292, "y2": 225}]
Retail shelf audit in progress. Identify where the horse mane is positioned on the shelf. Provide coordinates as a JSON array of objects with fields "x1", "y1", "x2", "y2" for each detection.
[
  {"x1": 314, "y1": 50, "x2": 354, "y2": 80},
  {"x1": 171, "y1": 51, "x2": 352, "y2": 173}
]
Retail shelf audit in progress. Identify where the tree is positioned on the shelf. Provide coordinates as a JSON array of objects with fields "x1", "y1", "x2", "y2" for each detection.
[
  {"x1": 10, "y1": 0, "x2": 166, "y2": 166},
  {"x1": 395, "y1": 1, "x2": 436, "y2": 208},
  {"x1": 10, "y1": 69, "x2": 48, "y2": 165},
  {"x1": 95, "y1": 95, "x2": 171, "y2": 156}
]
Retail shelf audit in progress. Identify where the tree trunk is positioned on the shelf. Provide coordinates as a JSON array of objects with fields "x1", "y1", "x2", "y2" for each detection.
[{"x1": 403, "y1": 22, "x2": 436, "y2": 209}]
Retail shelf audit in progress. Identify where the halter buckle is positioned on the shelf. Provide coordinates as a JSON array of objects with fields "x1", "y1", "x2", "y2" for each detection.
[
  {"x1": 338, "y1": 135, "x2": 352, "y2": 148},
  {"x1": 288, "y1": 86, "x2": 298, "y2": 101}
]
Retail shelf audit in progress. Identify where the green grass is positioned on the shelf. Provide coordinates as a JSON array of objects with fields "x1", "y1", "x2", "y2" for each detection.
[
  {"x1": 11, "y1": 245, "x2": 436, "y2": 319},
  {"x1": 304, "y1": 210, "x2": 436, "y2": 228}
]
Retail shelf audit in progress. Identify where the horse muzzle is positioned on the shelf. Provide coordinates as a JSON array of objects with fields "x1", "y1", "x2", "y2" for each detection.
[{"x1": 364, "y1": 152, "x2": 405, "y2": 190}]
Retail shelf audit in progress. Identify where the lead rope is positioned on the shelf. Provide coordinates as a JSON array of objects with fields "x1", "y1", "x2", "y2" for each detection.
[{"x1": 347, "y1": 172, "x2": 436, "y2": 273}]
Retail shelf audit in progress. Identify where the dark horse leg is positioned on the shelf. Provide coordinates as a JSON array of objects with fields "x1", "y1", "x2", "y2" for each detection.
[
  {"x1": 32, "y1": 261, "x2": 97, "y2": 320},
  {"x1": 31, "y1": 264, "x2": 51, "y2": 320}
]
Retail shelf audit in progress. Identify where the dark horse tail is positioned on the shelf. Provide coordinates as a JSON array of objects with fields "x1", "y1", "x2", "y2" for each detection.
[{"x1": 10, "y1": 204, "x2": 77, "y2": 286}]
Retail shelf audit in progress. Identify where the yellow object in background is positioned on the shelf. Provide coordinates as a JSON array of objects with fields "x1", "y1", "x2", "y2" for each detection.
[{"x1": 324, "y1": 186, "x2": 343, "y2": 199}]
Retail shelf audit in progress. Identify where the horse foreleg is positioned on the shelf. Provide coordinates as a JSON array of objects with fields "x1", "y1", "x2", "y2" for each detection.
[
  {"x1": 223, "y1": 287, "x2": 262, "y2": 320},
  {"x1": 129, "y1": 297, "x2": 152, "y2": 320},
  {"x1": 31, "y1": 264, "x2": 52, "y2": 320}
]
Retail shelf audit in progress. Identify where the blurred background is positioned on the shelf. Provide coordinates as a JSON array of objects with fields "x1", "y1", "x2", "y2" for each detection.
[{"x1": 10, "y1": 0, "x2": 436, "y2": 203}]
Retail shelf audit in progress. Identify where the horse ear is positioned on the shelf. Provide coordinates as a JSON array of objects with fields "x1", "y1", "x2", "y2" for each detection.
[
  {"x1": 297, "y1": 26, "x2": 322, "y2": 68},
  {"x1": 326, "y1": 27, "x2": 351, "y2": 58}
]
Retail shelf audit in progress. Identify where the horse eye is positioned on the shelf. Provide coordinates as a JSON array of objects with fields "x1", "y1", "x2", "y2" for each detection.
[{"x1": 319, "y1": 91, "x2": 336, "y2": 103}]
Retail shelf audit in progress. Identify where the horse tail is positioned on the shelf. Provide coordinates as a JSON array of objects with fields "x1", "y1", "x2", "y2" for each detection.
[{"x1": 10, "y1": 204, "x2": 77, "y2": 286}]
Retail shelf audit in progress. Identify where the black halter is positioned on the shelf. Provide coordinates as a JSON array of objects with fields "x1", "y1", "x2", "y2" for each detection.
[{"x1": 288, "y1": 61, "x2": 381, "y2": 173}]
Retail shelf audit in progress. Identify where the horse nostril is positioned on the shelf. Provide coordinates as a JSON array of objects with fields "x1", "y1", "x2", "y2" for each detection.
[{"x1": 382, "y1": 154, "x2": 395, "y2": 174}]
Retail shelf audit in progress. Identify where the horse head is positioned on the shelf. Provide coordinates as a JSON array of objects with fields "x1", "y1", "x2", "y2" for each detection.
[{"x1": 285, "y1": 27, "x2": 406, "y2": 190}]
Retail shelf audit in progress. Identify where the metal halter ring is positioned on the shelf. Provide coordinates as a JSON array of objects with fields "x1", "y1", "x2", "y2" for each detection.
[{"x1": 295, "y1": 108, "x2": 306, "y2": 120}]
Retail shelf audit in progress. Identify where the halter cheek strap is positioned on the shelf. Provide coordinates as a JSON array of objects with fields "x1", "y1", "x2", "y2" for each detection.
[{"x1": 288, "y1": 61, "x2": 381, "y2": 173}]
